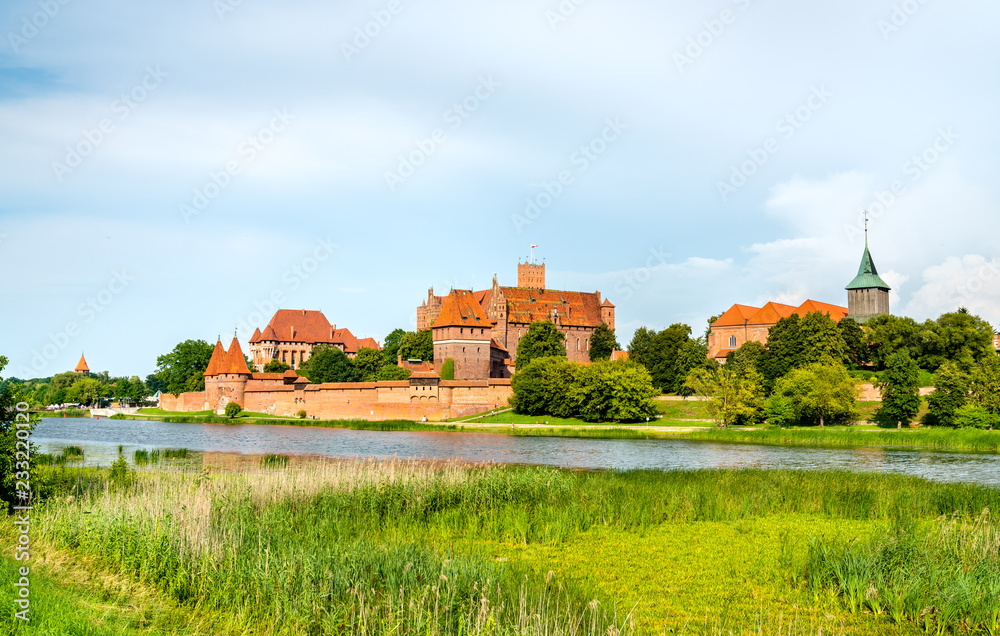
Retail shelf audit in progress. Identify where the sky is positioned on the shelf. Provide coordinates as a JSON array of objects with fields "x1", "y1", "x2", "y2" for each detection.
[{"x1": 1, "y1": 0, "x2": 998, "y2": 380}]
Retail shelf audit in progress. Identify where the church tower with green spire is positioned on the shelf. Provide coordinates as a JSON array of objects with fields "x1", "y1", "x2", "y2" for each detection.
[{"x1": 846, "y1": 232, "x2": 891, "y2": 323}]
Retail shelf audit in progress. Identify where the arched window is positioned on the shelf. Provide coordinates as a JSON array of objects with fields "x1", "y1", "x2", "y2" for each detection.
[{"x1": 729, "y1": 335, "x2": 737, "y2": 348}]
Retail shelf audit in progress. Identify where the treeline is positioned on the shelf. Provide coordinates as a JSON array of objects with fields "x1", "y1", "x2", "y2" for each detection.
[
  {"x1": 18, "y1": 370, "x2": 152, "y2": 408},
  {"x1": 679, "y1": 309, "x2": 999, "y2": 429}
]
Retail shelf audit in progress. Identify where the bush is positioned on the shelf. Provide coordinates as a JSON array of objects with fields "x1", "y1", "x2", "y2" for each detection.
[
  {"x1": 225, "y1": 402, "x2": 243, "y2": 418},
  {"x1": 297, "y1": 409, "x2": 307, "y2": 419},
  {"x1": 108, "y1": 456, "x2": 133, "y2": 488},
  {"x1": 952, "y1": 404, "x2": 998, "y2": 430},
  {"x1": 765, "y1": 394, "x2": 796, "y2": 427},
  {"x1": 439, "y1": 358, "x2": 455, "y2": 381}
]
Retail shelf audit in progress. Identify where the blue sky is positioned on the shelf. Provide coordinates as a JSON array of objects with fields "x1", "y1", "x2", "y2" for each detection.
[{"x1": 1, "y1": 0, "x2": 998, "y2": 379}]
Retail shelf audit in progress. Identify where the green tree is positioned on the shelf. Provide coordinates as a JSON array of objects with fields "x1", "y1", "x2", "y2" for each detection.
[
  {"x1": 865, "y1": 315, "x2": 921, "y2": 370},
  {"x1": 569, "y1": 360, "x2": 658, "y2": 422},
  {"x1": 969, "y1": 354, "x2": 1000, "y2": 417},
  {"x1": 727, "y1": 340, "x2": 767, "y2": 378},
  {"x1": 588, "y1": 323, "x2": 619, "y2": 361},
  {"x1": 952, "y1": 404, "x2": 998, "y2": 430},
  {"x1": 376, "y1": 365, "x2": 412, "y2": 381},
  {"x1": 352, "y1": 347, "x2": 386, "y2": 382},
  {"x1": 66, "y1": 378, "x2": 107, "y2": 406},
  {"x1": 263, "y1": 359, "x2": 291, "y2": 374},
  {"x1": 629, "y1": 324, "x2": 711, "y2": 394},
  {"x1": 298, "y1": 345, "x2": 361, "y2": 383},
  {"x1": 838, "y1": 317, "x2": 866, "y2": 367},
  {"x1": 925, "y1": 362, "x2": 969, "y2": 426},
  {"x1": 45, "y1": 372, "x2": 79, "y2": 404},
  {"x1": 155, "y1": 339, "x2": 214, "y2": 395},
  {"x1": 627, "y1": 327, "x2": 656, "y2": 369},
  {"x1": 761, "y1": 313, "x2": 849, "y2": 386},
  {"x1": 145, "y1": 373, "x2": 167, "y2": 394},
  {"x1": 511, "y1": 356, "x2": 579, "y2": 418},
  {"x1": 382, "y1": 328, "x2": 407, "y2": 364},
  {"x1": 398, "y1": 330, "x2": 434, "y2": 363},
  {"x1": 684, "y1": 364, "x2": 765, "y2": 428},
  {"x1": 771, "y1": 361, "x2": 858, "y2": 426},
  {"x1": 0, "y1": 356, "x2": 40, "y2": 511},
  {"x1": 917, "y1": 309, "x2": 994, "y2": 371},
  {"x1": 515, "y1": 322, "x2": 566, "y2": 370},
  {"x1": 874, "y1": 351, "x2": 921, "y2": 427},
  {"x1": 439, "y1": 358, "x2": 455, "y2": 381},
  {"x1": 225, "y1": 402, "x2": 242, "y2": 418}
]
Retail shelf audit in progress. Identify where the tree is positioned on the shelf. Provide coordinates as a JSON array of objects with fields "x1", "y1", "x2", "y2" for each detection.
[
  {"x1": 917, "y1": 310, "x2": 994, "y2": 371},
  {"x1": 629, "y1": 324, "x2": 712, "y2": 394},
  {"x1": 145, "y1": 373, "x2": 167, "y2": 394},
  {"x1": 515, "y1": 322, "x2": 566, "y2": 370},
  {"x1": 589, "y1": 323, "x2": 619, "y2": 361},
  {"x1": 727, "y1": 340, "x2": 767, "y2": 378},
  {"x1": 569, "y1": 360, "x2": 658, "y2": 422},
  {"x1": 439, "y1": 358, "x2": 455, "y2": 381},
  {"x1": 865, "y1": 315, "x2": 921, "y2": 370},
  {"x1": 225, "y1": 402, "x2": 242, "y2": 418},
  {"x1": 627, "y1": 327, "x2": 656, "y2": 369},
  {"x1": 398, "y1": 330, "x2": 433, "y2": 363},
  {"x1": 1, "y1": 356, "x2": 40, "y2": 511},
  {"x1": 155, "y1": 340, "x2": 214, "y2": 395},
  {"x1": 874, "y1": 351, "x2": 921, "y2": 427},
  {"x1": 684, "y1": 364, "x2": 765, "y2": 428},
  {"x1": 771, "y1": 362, "x2": 858, "y2": 426},
  {"x1": 511, "y1": 356, "x2": 578, "y2": 417},
  {"x1": 297, "y1": 345, "x2": 361, "y2": 383},
  {"x1": 377, "y1": 366, "x2": 412, "y2": 381},
  {"x1": 952, "y1": 404, "x2": 998, "y2": 430},
  {"x1": 925, "y1": 362, "x2": 969, "y2": 426},
  {"x1": 352, "y1": 347, "x2": 386, "y2": 382},
  {"x1": 263, "y1": 359, "x2": 291, "y2": 374},
  {"x1": 838, "y1": 317, "x2": 866, "y2": 367},
  {"x1": 382, "y1": 328, "x2": 407, "y2": 364},
  {"x1": 45, "y1": 372, "x2": 80, "y2": 404},
  {"x1": 969, "y1": 354, "x2": 1000, "y2": 417},
  {"x1": 66, "y1": 378, "x2": 106, "y2": 406}
]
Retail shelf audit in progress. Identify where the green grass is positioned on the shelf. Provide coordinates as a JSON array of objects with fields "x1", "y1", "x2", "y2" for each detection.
[
  {"x1": 654, "y1": 399, "x2": 713, "y2": 420},
  {"x1": 677, "y1": 426, "x2": 1000, "y2": 452},
  {"x1": 16, "y1": 461, "x2": 1000, "y2": 635}
]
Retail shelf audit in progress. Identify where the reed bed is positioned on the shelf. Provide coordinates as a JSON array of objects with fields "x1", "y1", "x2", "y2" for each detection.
[
  {"x1": 679, "y1": 427, "x2": 1000, "y2": 453},
  {"x1": 806, "y1": 511, "x2": 1000, "y2": 635}
]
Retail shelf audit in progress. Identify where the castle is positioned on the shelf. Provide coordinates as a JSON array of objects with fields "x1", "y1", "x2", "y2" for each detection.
[
  {"x1": 247, "y1": 309, "x2": 379, "y2": 372},
  {"x1": 160, "y1": 335, "x2": 512, "y2": 420},
  {"x1": 418, "y1": 261, "x2": 616, "y2": 379},
  {"x1": 707, "y1": 238, "x2": 891, "y2": 361}
]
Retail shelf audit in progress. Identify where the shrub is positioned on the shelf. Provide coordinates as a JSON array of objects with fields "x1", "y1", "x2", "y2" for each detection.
[
  {"x1": 439, "y1": 358, "x2": 455, "y2": 381},
  {"x1": 952, "y1": 404, "x2": 998, "y2": 430},
  {"x1": 297, "y1": 409, "x2": 307, "y2": 419},
  {"x1": 108, "y1": 456, "x2": 133, "y2": 488},
  {"x1": 225, "y1": 402, "x2": 243, "y2": 418}
]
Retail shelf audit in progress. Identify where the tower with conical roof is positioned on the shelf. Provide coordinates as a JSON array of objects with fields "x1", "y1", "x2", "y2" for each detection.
[
  {"x1": 74, "y1": 353, "x2": 90, "y2": 374},
  {"x1": 846, "y1": 227, "x2": 891, "y2": 323}
]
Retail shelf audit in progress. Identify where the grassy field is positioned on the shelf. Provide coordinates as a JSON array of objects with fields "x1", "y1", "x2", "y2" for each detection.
[
  {"x1": 678, "y1": 426, "x2": 1000, "y2": 452},
  {"x1": 4, "y1": 460, "x2": 999, "y2": 635}
]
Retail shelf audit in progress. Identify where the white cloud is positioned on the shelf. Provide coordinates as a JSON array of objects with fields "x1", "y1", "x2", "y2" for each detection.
[{"x1": 905, "y1": 256, "x2": 1000, "y2": 326}]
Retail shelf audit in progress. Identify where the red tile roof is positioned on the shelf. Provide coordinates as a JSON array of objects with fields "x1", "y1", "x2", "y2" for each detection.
[
  {"x1": 218, "y1": 337, "x2": 251, "y2": 375},
  {"x1": 609, "y1": 349, "x2": 629, "y2": 361},
  {"x1": 260, "y1": 324, "x2": 279, "y2": 341},
  {"x1": 499, "y1": 287, "x2": 604, "y2": 327},
  {"x1": 795, "y1": 300, "x2": 849, "y2": 321},
  {"x1": 433, "y1": 290, "x2": 495, "y2": 328},
  {"x1": 74, "y1": 354, "x2": 89, "y2": 372},
  {"x1": 203, "y1": 340, "x2": 225, "y2": 376},
  {"x1": 255, "y1": 309, "x2": 380, "y2": 353},
  {"x1": 490, "y1": 338, "x2": 507, "y2": 352},
  {"x1": 747, "y1": 302, "x2": 798, "y2": 326},
  {"x1": 711, "y1": 304, "x2": 761, "y2": 327}
]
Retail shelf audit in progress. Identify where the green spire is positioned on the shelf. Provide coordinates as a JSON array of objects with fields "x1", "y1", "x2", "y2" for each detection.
[{"x1": 846, "y1": 239, "x2": 891, "y2": 291}]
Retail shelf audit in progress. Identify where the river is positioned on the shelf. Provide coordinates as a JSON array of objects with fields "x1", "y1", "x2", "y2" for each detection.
[{"x1": 32, "y1": 417, "x2": 1000, "y2": 487}]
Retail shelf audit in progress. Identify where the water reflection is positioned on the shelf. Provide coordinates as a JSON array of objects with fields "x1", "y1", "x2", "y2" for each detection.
[{"x1": 32, "y1": 417, "x2": 1000, "y2": 488}]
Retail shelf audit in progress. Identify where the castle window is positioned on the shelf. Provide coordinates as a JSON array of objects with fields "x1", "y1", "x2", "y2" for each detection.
[{"x1": 729, "y1": 335, "x2": 737, "y2": 348}]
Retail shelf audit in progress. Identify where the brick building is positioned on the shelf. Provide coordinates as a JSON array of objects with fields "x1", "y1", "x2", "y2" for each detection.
[
  {"x1": 430, "y1": 289, "x2": 510, "y2": 380},
  {"x1": 247, "y1": 309, "x2": 379, "y2": 371},
  {"x1": 707, "y1": 238, "x2": 891, "y2": 362},
  {"x1": 420, "y1": 260, "x2": 616, "y2": 377}
]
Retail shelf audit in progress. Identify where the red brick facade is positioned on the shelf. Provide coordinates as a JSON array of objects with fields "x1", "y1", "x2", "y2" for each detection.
[
  {"x1": 707, "y1": 300, "x2": 848, "y2": 362},
  {"x1": 248, "y1": 309, "x2": 379, "y2": 371}
]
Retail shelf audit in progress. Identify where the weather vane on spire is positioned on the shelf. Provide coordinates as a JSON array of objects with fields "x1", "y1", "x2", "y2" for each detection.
[
  {"x1": 530, "y1": 244, "x2": 538, "y2": 264},
  {"x1": 864, "y1": 210, "x2": 869, "y2": 242}
]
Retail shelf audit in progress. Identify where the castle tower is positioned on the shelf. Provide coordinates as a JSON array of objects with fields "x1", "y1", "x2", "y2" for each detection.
[
  {"x1": 517, "y1": 262, "x2": 545, "y2": 289},
  {"x1": 431, "y1": 290, "x2": 495, "y2": 380},
  {"x1": 74, "y1": 353, "x2": 89, "y2": 374},
  {"x1": 846, "y1": 238, "x2": 891, "y2": 323},
  {"x1": 214, "y1": 336, "x2": 251, "y2": 410}
]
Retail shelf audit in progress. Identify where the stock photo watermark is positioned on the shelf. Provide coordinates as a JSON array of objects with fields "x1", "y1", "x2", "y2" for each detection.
[
  {"x1": 545, "y1": 0, "x2": 586, "y2": 31},
  {"x1": 12, "y1": 401, "x2": 32, "y2": 622},
  {"x1": 878, "y1": 0, "x2": 930, "y2": 40},
  {"x1": 954, "y1": 258, "x2": 998, "y2": 304},
  {"x1": 843, "y1": 127, "x2": 957, "y2": 241},
  {"x1": 383, "y1": 75, "x2": 501, "y2": 191},
  {"x1": 673, "y1": 0, "x2": 752, "y2": 72},
  {"x1": 716, "y1": 85, "x2": 832, "y2": 201},
  {"x1": 234, "y1": 237, "x2": 338, "y2": 340},
  {"x1": 180, "y1": 107, "x2": 295, "y2": 223},
  {"x1": 613, "y1": 247, "x2": 670, "y2": 301},
  {"x1": 19, "y1": 269, "x2": 134, "y2": 377},
  {"x1": 7, "y1": 0, "x2": 71, "y2": 54},
  {"x1": 511, "y1": 117, "x2": 626, "y2": 233},
  {"x1": 342, "y1": 0, "x2": 405, "y2": 62},
  {"x1": 52, "y1": 66, "x2": 168, "y2": 182}
]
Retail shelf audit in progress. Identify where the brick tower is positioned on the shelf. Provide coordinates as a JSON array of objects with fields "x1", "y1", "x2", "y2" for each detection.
[{"x1": 846, "y1": 238, "x2": 891, "y2": 323}]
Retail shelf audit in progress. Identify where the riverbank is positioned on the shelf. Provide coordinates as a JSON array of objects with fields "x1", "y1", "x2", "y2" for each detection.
[
  {"x1": 100, "y1": 408, "x2": 1000, "y2": 452},
  {"x1": 5, "y1": 459, "x2": 998, "y2": 635}
]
